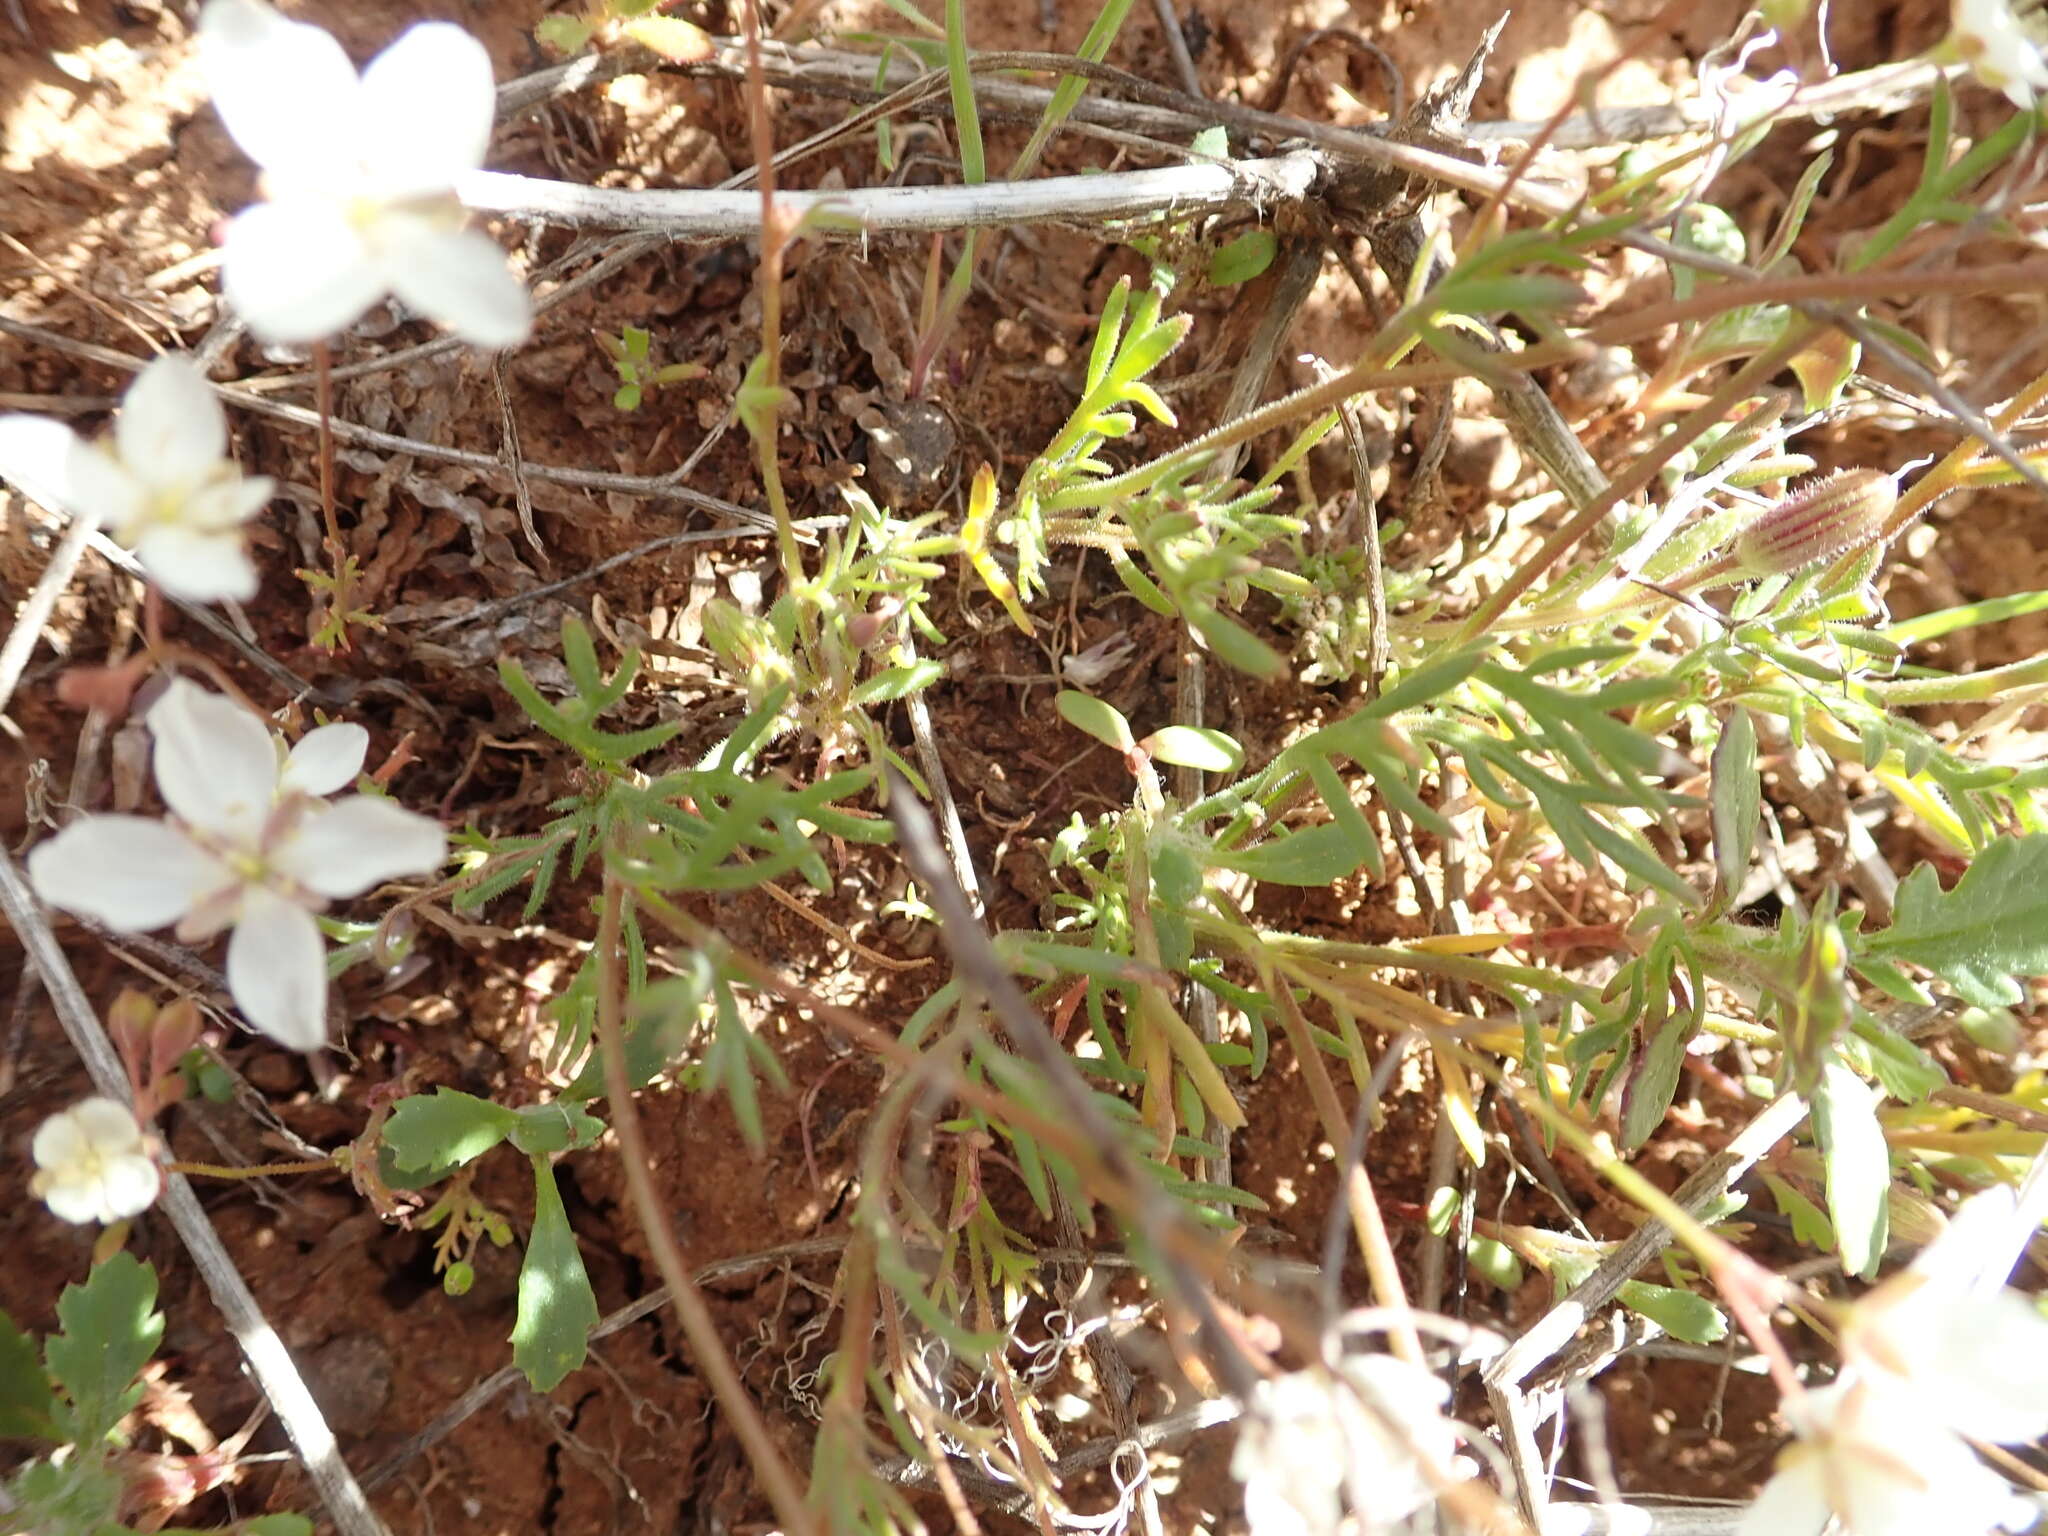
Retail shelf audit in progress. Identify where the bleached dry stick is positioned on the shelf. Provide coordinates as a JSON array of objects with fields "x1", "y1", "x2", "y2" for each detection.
[
  {"x1": 1483, "y1": 1092, "x2": 1810, "y2": 1522},
  {"x1": 0, "y1": 851, "x2": 390, "y2": 1536},
  {"x1": 457, "y1": 150, "x2": 1322, "y2": 236}
]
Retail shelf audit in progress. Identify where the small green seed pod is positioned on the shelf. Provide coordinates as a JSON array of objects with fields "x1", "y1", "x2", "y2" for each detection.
[{"x1": 1734, "y1": 467, "x2": 1897, "y2": 576}]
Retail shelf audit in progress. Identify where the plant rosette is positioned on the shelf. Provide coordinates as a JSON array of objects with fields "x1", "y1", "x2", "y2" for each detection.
[
  {"x1": 27, "y1": 679, "x2": 447, "y2": 1051},
  {"x1": 198, "y1": 0, "x2": 531, "y2": 347},
  {"x1": 0, "y1": 356, "x2": 271, "y2": 602}
]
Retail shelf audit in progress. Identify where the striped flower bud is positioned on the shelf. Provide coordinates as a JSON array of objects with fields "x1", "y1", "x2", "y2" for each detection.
[{"x1": 1735, "y1": 468, "x2": 1896, "y2": 575}]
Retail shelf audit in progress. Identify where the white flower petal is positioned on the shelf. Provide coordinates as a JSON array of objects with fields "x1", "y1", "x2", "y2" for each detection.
[
  {"x1": 31, "y1": 1103, "x2": 95, "y2": 1169},
  {"x1": 1913, "y1": 1291, "x2": 2048, "y2": 1442},
  {"x1": 70, "y1": 1096, "x2": 147, "y2": 1150},
  {"x1": 199, "y1": 0, "x2": 362, "y2": 181},
  {"x1": 227, "y1": 889, "x2": 330, "y2": 1051},
  {"x1": 0, "y1": 415, "x2": 145, "y2": 528},
  {"x1": 221, "y1": 201, "x2": 386, "y2": 345},
  {"x1": 1735, "y1": 1452, "x2": 1829, "y2": 1536},
  {"x1": 379, "y1": 217, "x2": 530, "y2": 349},
  {"x1": 98, "y1": 1153, "x2": 164, "y2": 1221},
  {"x1": 183, "y1": 472, "x2": 273, "y2": 533},
  {"x1": 116, "y1": 356, "x2": 226, "y2": 488},
  {"x1": 272, "y1": 794, "x2": 447, "y2": 898},
  {"x1": 26, "y1": 815, "x2": 229, "y2": 931},
  {"x1": 1838, "y1": 1425, "x2": 2011, "y2": 1536},
  {"x1": 359, "y1": 22, "x2": 496, "y2": 195},
  {"x1": 281, "y1": 722, "x2": 369, "y2": 797},
  {"x1": 39, "y1": 1175, "x2": 116, "y2": 1226},
  {"x1": 149, "y1": 678, "x2": 282, "y2": 844},
  {"x1": 132, "y1": 524, "x2": 259, "y2": 603}
]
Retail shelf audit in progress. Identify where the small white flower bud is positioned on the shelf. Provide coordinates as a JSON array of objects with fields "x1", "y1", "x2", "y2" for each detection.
[{"x1": 31, "y1": 1097, "x2": 161, "y2": 1226}]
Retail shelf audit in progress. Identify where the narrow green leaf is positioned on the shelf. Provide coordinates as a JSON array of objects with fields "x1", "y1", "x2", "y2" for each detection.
[
  {"x1": 943, "y1": 0, "x2": 985, "y2": 184},
  {"x1": 1883, "y1": 589, "x2": 2048, "y2": 646},
  {"x1": 1711, "y1": 707, "x2": 1761, "y2": 905},
  {"x1": 512, "y1": 1158, "x2": 600, "y2": 1392},
  {"x1": 1617, "y1": 1280, "x2": 1728, "y2": 1344},
  {"x1": 1083, "y1": 278, "x2": 1131, "y2": 400},
  {"x1": 1056, "y1": 689, "x2": 1135, "y2": 752},
  {"x1": 1191, "y1": 608, "x2": 1283, "y2": 677},
  {"x1": 1142, "y1": 726, "x2": 1244, "y2": 775},
  {"x1": 1620, "y1": 1005, "x2": 1698, "y2": 1151},
  {"x1": 1781, "y1": 898, "x2": 1852, "y2": 1096},
  {"x1": 851, "y1": 660, "x2": 944, "y2": 706}
]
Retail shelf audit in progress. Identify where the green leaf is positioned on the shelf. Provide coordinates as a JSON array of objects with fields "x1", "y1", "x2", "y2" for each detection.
[
  {"x1": 46, "y1": 1254, "x2": 162, "y2": 1446},
  {"x1": 0, "y1": 1307, "x2": 57, "y2": 1440},
  {"x1": 851, "y1": 660, "x2": 943, "y2": 705},
  {"x1": 1466, "y1": 1237, "x2": 1524, "y2": 1290},
  {"x1": 1217, "y1": 822, "x2": 1370, "y2": 886},
  {"x1": 512, "y1": 1158, "x2": 600, "y2": 1392},
  {"x1": 1189, "y1": 125, "x2": 1229, "y2": 158},
  {"x1": 509, "y1": 1101, "x2": 607, "y2": 1157},
  {"x1": 1616, "y1": 1280, "x2": 1728, "y2": 1344},
  {"x1": 1056, "y1": 689, "x2": 1135, "y2": 752},
  {"x1": 1191, "y1": 607, "x2": 1283, "y2": 677},
  {"x1": 383, "y1": 1088, "x2": 521, "y2": 1172},
  {"x1": 1207, "y1": 228, "x2": 1277, "y2": 287},
  {"x1": 565, "y1": 970, "x2": 708, "y2": 1100},
  {"x1": 1781, "y1": 898, "x2": 1852, "y2": 1096},
  {"x1": 1141, "y1": 726, "x2": 1244, "y2": 775},
  {"x1": 1844, "y1": 1020, "x2": 1947, "y2": 1104},
  {"x1": 242, "y1": 1518, "x2": 316, "y2": 1536},
  {"x1": 535, "y1": 13, "x2": 592, "y2": 53},
  {"x1": 1863, "y1": 834, "x2": 2048, "y2": 1006},
  {"x1": 1762, "y1": 1172, "x2": 1836, "y2": 1251},
  {"x1": 1881, "y1": 588, "x2": 2048, "y2": 646},
  {"x1": 1620, "y1": 1006, "x2": 1698, "y2": 1151},
  {"x1": 1813, "y1": 1062, "x2": 1889, "y2": 1280},
  {"x1": 942, "y1": 0, "x2": 985, "y2": 185},
  {"x1": 1711, "y1": 708, "x2": 1760, "y2": 905}
]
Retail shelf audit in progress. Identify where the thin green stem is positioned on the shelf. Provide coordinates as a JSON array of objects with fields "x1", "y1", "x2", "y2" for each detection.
[
  {"x1": 594, "y1": 872, "x2": 820, "y2": 1536},
  {"x1": 168, "y1": 1156, "x2": 337, "y2": 1180}
]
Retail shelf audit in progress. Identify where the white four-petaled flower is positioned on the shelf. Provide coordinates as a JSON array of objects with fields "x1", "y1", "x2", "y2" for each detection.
[
  {"x1": 27, "y1": 679, "x2": 447, "y2": 1052},
  {"x1": 0, "y1": 356, "x2": 271, "y2": 602},
  {"x1": 31, "y1": 1097, "x2": 162, "y2": 1226},
  {"x1": 198, "y1": 0, "x2": 531, "y2": 348},
  {"x1": 1232, "y1": 1354, "x2": 1466, "y2": 1536},
  {"x1": 1950, "y1": 0, "x2": 2048, "y2": 109},
  {"x1": 1742, "y1": 1185, "x2": 2048, "y2": 1536}
]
